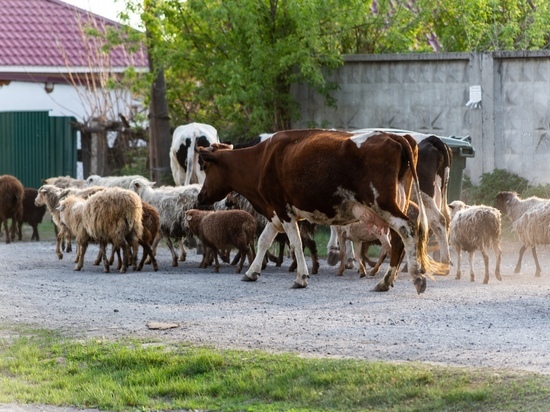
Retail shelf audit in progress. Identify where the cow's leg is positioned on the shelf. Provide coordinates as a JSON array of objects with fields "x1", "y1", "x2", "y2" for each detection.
[
  {"x1": 514, "y1": 245, "x2": 527, "y2": 273},
  {"x1": 280, "y1": 220, "x2": 309, "y2": 288},
  {"x1": 374, "y1": 229, "x2": 405, "y2": 291},
  {"x1": 327, "y1": 225, "x2": 340, "y2": 266},
  {"x1": 244, "y1": 223, "x2": 278, "y2": 282},
  {"x1": 422, "y1": 193, "x2": 451, "y2": 265}
]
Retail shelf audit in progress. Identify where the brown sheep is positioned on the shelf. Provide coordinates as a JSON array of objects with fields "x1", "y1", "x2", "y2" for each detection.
[
  {"x1": 185, "y1": 209, "x2": 256, "y2": 273},
  {"x1": 58, "y1": 188, "x2": 143, "y2": 273},
  {"x1": 16, "y1": 188, "x2": 47, "y2": 241},
  {"x1": 0, "y1": 175, "x2": 24, "y2": 244}
]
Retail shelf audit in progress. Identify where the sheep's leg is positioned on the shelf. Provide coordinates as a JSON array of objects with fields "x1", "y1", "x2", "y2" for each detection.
[
  {"x1": 455, "y1": 247, "x2": 462, "y2": 280},
  {"x1": 236, "y1": 248, "x2": 247, "y2": 274},
  {"x1": 56, "y1": 230, "x2": 65, "y2": 260},
  {"x1": 211, "y1": 247, "x2": 221, "y2": 273},
  {"x1": 179, "y1": 240, "x2": 186, "y2": 261},
  {"x1": 353, "y1": 240, "x2": 368, "y2": 278},
  {"x1": 468, "y1": 251, "x2": 476, "y2": 282},
  {"x1": 481, "y1": 249, "x2": 490, "y2": 284},
  {"x1": 75, "y1": 242, "x2": 88, "y2": 271},
  {"x1": 1, "y1": 218, "x2": 9, "y2": 244},
  {"x1": 100, "y1": 243, "x2": 110, "y2": 273},
  {"x1": 93, "y1": 249, "x2": 102, "y2": 266},
  {"x1": 305, "y1": 237, "x2": 319, "y2": 275},
  {"x1": 119, "y1": 242, "x2": 130, "y2": 274},
  {"x1": 336, "y1": 230, "x2": 347, "y2": 276},
  {"x1": 244, "y1": 222, "x2": 279, "y2": 282},
  {"x1": 494, "y1": 243, "x2": 502, "y2": 281},
  {"x1": 137, "y1": 241, "x2": 157, "y2": 271},
  {"x1": 532, "y1": 247, "x2": 541, "y2": 277},
  {"x1": 32, "y1": 224, "x2": 39, "y2": 241},
  {"x1": 230, "y1": 251, "x2": 241, "y2": 266},
  {"x1": 164, "y1": 236, "x2": 179, "y2": 267},
  {"x1": 345, "y1": 240, "x2": 355, "y2": 269},
  {"x1": 514, "y1": 245, "x2": 527, "y2": 273},
  {"x1": 65, "y1": 232, "x2": 72, "y2": 253},
  {"x1": 247, "y1": 241, "x2": 256, "y2": 268}
]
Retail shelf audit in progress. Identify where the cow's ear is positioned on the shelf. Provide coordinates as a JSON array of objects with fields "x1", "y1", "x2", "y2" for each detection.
[{"x1": 198, "y1": 148, "x2": 218, "y2": 164}]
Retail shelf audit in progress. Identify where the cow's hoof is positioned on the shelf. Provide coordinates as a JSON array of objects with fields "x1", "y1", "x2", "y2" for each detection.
[
  {"x1": 242, "y1": 272, "x2": 259, "y2": 282},
  {"x1": 291, "y1": 281, "x2": 307, "y2": 289},
  {"x1": 414, "y1": 276, "x2": 426, "y2": 294},
  {"x1": 327, "y1": 249, "x2": 340, "y2": 266},
  {"x1": 373, "y1": 282, "x2": 390, "y2": 292}
]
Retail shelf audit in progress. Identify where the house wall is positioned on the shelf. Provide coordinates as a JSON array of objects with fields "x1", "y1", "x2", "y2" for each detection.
[{"x1": 291, "y1": 51, "x2": 550, "y2": 186}]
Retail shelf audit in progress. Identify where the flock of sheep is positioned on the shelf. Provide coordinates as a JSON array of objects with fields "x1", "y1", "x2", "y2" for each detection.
[{"x1": 0, "y1": 170, "x2": 549, "y2": 284}]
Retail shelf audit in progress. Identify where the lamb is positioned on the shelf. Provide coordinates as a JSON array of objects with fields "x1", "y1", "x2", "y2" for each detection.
[
  {"x1": 332, "y1": 222, "x2": 391, "y2": 278},
  {"x1": 129, "y1": 177, "x2": 201, "y2": 266},
  {"x1": 85, "y1": 174, "x2": 151, "y2": 189},
  {"x1": 185, "y1": 209, "x2": 256, "y2": 273},
  {"x1": 0, "y1": 174, "x2": 24, "y2": 243},
  {"x1": 35, "y1": 185, "x2": 106, "y2": 259},
  {"x1": 495, "y1": 191, "x2": 550, "y2": 277},
  {"x1": 57, "y1": 187, "x2": 143, "y2": 273},
  {"x1": 448, "y1": 200, "x2": 502, "y2": 284},
  {"x1": 16, "y1": 188, "x2": 47, "y2": 241}
]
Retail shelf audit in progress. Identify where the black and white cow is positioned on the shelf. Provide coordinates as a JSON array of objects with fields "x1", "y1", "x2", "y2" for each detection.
[{"x1": 169, "y1": 122, "x2": 219, "y2": 186}]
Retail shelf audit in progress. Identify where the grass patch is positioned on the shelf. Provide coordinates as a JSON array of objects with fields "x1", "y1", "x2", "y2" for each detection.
[{"x1": 0, "y1": 328, "x2": 549, "y2": 411}]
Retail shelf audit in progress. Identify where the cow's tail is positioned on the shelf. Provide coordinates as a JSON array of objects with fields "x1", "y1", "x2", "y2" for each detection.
[{"x1": 400, "y1": 135, "x2": 450, "y2": 277}]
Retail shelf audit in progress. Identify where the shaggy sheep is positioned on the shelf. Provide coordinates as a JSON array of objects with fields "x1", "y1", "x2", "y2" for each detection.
[
  {"x1": 57, "y1": 187, "x2": 143, "y2": 273},
  {"x1": 129, "y1": 177, "x2": 200, "y2": 266},
  {"x1": 495, "y1": 191, "x2": 550, "y2": 276},
  {"x1": 0, "y1": 174, "x2": 24, "y2": 244},
  {"x1": 448, "y1": 200, "x2": 502, "y2": 284},
  {"x1": 185, "y1": 209, "x2": 256, "y2": 273},
  {"x1": 16, "y1": 188, "x2": 47, "y2": 241},
  {"x1": 43, "y1": 175, "x2": 86, "y2": 188},
  {"x1": 35, "y1": 185, "x2": 106, "y2": 259},
  {"x1": 85, "y1": 174, "x2": 151, "y2": 189}
]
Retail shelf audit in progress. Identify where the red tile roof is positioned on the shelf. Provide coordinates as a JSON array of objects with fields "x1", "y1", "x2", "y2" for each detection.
[{"x1": 0, "y1": 0, "x2": 148, "y2": 76}]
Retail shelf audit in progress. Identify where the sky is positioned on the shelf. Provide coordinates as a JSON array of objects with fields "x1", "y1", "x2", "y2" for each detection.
[{"x1": 60, "y1": 0, "x2": 129, "y2": 23}]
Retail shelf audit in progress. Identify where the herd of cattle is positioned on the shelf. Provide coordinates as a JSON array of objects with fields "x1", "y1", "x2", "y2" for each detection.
[{"x1": 0, "y1": 124, "x2": 548, "y2": 294}]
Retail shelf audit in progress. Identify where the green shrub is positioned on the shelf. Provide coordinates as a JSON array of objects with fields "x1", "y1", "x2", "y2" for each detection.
[{"x1": 461, "y1": 169, "x2": 530, "y2": 206}]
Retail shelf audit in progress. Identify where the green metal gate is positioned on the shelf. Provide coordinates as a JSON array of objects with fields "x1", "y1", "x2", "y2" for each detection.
[{"x1": 0, "y1": 111, "x2": 77, "y2": 188}]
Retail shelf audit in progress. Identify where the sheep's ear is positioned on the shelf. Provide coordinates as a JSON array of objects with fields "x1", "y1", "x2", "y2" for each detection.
[
  {"x1": 186, "y1": 214, "x2": 193, "y2": 221},
  {"x1": 56, "y1": 204, "x2": 64, "y2": 212}
]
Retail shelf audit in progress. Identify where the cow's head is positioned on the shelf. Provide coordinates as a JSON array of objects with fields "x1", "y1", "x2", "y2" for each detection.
[{"x1": 197, "y1": 144, "x2": 234, "y2": 206}]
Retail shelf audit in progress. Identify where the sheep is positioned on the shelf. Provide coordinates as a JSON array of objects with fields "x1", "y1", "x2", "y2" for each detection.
[
  {"x1": 85, "y1": 174, "x2": 151, "y2": 189},
  {"x1": 448, "y1": 200, "x2": 502, "y2": 284},
  {"x1": 185, "y1": 209, "x2": 256, "y2": 273},
  {"x1": 96, "y1": 200, "x2": 160, "y2": 272},
  {"x1": 57, "y1": 187, "x2": 143, "y2": 273},
  {"x1": 332, "y1": 222, "x2": 391, "y2": 278},
  {"x1": 35, "y1": 185, "x2": 106, "y2": 259},
  {"x1": 129, "y1": 177, "x2": 200, "y2": 266},
  {"x1": 0, "y1": 174, "x2": 24, "y2": 244},
  {"x1": 15, "y1": 188, "x2": 47, "y2": 241},
  {"x1": 43, "y1": 175, "x2": 86, "y2": 188},
  {"x1": 495, "y1": 191, "x2": 550, "y2": 276}
]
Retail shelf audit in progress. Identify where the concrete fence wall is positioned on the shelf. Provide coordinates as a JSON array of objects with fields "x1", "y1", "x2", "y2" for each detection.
[{"x1": 291, "y1": 51, "x2": 550, "y2": 186}]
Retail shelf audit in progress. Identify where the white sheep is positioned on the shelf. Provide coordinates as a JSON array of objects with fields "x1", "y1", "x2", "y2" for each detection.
[
  {"x1": 495, "y1": 191, "x2": 550, "y2": 276},
  {"x1": 448, "y1": 200, "x2": 502, "y2": 284},
  {"x1": 129, "y1": 177, "x2": 201, "y2": 266},
  {"x1": 57, "y1": 187, "x2": 143, "y2": 273},
  {"x1": 85, "y1": 174, "x2": 151, "y2": 189}
]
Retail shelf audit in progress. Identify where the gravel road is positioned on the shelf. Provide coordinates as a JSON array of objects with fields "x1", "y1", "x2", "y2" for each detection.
[{"x1": 1, "y1": 236, "x2": 550, "y2": 380}]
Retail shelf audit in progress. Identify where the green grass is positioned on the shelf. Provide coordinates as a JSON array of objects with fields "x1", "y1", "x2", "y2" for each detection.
[{"x1": 0, "y1": 328, "x2": 549, "y2": 411}]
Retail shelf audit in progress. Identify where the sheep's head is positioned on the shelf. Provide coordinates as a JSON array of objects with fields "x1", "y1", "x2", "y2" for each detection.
[
  {"x1": 85, "y1": 175, "x2": 101, "y2": 186},
  {"x1": 448, "y1": 200, "x2": 468, "y2": 219},
  {"x1": 129, "y1": 178, "x2": 155, "y2": 195},
  {"x1": 494, "y1": 191, "x2": 517, "y2": 214}
]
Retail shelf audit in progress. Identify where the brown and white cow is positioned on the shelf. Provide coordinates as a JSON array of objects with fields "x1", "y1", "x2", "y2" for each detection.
[{"x1": 197, "y1": 129, "x2": 449, "y2": 293}]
